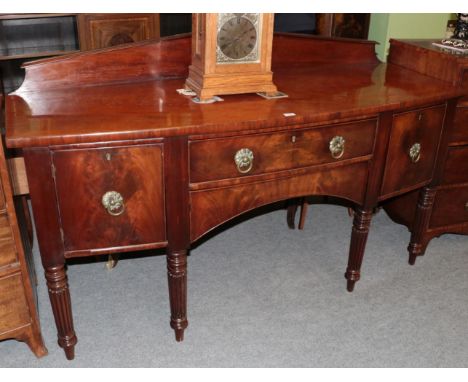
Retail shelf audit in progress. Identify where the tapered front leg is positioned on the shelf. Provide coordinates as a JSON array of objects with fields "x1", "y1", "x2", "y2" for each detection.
[
  {"x1": 167, "y1": 249, "x2": 188, "y2": 341},
  {"x1": 345, "y1": 208, "x2": 373, "y2": 292},
  {"x1": 45, "y1": 265, "x2": 77, "y2": 360},
  {"x1": 408, "y1": 187, "x2": 436, "y2": 265}
]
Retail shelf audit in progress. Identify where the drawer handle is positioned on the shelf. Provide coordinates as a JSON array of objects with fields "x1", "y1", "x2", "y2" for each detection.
[
  {"x1": 102, "y1": 191, "x2": 125, "y2": 216},
  {"x1": 465, "y1": 202, "x2": 468, "y2": 212},
  {"x1": 234, "y1": 148, "x2": 254, "y2": 174},
  {"x1": 329, "y1": 136, "x2": 345, "y2": 159},
  {"x1": 409, "y1": 143, "x2": 421, "y2": 163}
]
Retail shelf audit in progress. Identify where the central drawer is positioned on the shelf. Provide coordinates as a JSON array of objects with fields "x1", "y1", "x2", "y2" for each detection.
[
  {"x1": 52, "y1": 144, "x2": 166, "y2": 253},
  {"x1": 189, "y1": 119, "x2": 376, "y2": 183}
]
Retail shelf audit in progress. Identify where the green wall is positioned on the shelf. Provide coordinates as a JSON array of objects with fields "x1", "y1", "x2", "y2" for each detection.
[{"x1": 368, "y1": 13, "x2": 454, "y2": 61}]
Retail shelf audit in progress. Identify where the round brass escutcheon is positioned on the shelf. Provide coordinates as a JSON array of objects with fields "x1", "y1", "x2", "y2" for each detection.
[
  {"x1": 234, "y1": 148, "x2": 254, "y2": 174},
  {"x1": 409, "y1": 143, "x2": 421, "y2": 163},
  {"x1": 329, "y1": 136, "x2": 345, "y2": 159},
  {"x1": 102, "y1": 191, "x2": 125, "y2": 216}
]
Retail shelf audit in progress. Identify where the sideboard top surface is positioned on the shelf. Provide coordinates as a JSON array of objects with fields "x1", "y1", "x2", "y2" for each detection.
[{"x1": 5, "y1": 34, "x2": 463, "y2": 148}]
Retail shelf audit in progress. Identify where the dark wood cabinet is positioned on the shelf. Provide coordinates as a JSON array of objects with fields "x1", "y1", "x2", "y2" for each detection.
[
  {"x1": 77, "y1": 14, "x2": 160, "y2": 50},
  {"x1": 384, "y1": 39, "x2": 468, "y2": 264}
]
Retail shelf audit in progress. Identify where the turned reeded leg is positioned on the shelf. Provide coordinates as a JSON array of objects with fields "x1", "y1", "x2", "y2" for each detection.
[
  {"x1": 167, "y1": 250, "x2": 188, "y2": 341},
  {"x1": 45, "y1": 265, "x2": 77, "y2": 360},
  {"x1": 345, "y1": 208, "x2": 373, "y2": 292},
  {"x1": 408, "y1": 187, "x2": 436, "y2": 265}
]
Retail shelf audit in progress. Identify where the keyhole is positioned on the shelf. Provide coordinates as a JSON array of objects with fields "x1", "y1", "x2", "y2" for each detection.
[
  {"x1": 105, "y1": 153, "x2": 112, "y2": 161},
  {"x1": 291, "y1": 135, "x2": 296, "y2": 143}
]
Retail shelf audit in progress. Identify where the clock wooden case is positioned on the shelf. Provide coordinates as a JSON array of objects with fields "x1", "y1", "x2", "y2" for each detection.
[{"x1": 185, "y1": 13, "x2": 277, "y2": 101}]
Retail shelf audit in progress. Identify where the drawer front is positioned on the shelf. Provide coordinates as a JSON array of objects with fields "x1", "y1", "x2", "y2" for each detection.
[
  {"x1": 441, "y1": 145, "x2": 468, "y2": 185},
  {"x1": 0, "y1": 273, "x2": 30, "y2": 335},
  {"x1": 0, "y1": 215, "x2": 17, "y2": 268},
  {"x1": 292, "y1": 119, "x2": 376, "y2": 168},
  {"x1": 53, "y1": 145, "x2": 165, "y2": 252},
  {"x1": 189, "y1": 120, "x2": 376, "y2": 183},
  {"x1": 381, "y1": 104, "x2": 446, "y2": 197},
  {"x1": 190, "y1": 131, "x2": 293, "y2": 183},
  {"x1": 429, "y1": 185, "x2": 468, "y2": 228},
  {"x1": 451, "y1": 106, "x2": 468, "y2": 143}
]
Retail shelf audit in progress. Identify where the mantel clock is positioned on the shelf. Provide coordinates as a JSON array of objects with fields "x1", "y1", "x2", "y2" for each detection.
[{"x1": 185, "y1": 13, "x2": 278, "y2": 101}]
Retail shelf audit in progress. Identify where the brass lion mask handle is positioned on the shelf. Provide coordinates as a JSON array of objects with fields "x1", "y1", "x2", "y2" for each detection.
[
  {"x1": 329, "y1": 136, "x2": 345, "y2": 159},
  {"x1": 234, "y1": 148, "x2": 254, "y2": 174},
  {"x1": 102, "y1": 191, "x2": 125, "y2": 216},
  {"x1": 409, "y1": 143, "x2": 421, "y2": 163}
]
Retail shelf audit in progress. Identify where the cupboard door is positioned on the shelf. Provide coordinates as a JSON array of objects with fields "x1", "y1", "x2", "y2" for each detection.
[
  {"x1": 381, "y1": 105, "x2": 446, "y2": 197},
  {"x1": 53, "y1": 144, "x2": 166, "y2": 253}
]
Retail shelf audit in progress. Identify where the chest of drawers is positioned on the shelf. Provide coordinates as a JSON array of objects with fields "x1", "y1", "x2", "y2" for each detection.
[
  {"x1": 0, "y1": 108, "x2": 46, "y2": 356},
  {"x1": 384, "y1": 39, "x2": 468, "y2": 264},
  {"x1": 5, "y1": 34, "x2": 462, "y2": 359}
]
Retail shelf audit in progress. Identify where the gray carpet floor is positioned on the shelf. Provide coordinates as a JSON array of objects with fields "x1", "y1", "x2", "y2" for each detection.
[{"x1": 0, "y1": 203, "x2": 467, "y2": 367}]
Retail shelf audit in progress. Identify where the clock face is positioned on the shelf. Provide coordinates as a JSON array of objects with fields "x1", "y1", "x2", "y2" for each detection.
[{"x1": 216, "y1": 13, "x2": 260, "y2": 63}]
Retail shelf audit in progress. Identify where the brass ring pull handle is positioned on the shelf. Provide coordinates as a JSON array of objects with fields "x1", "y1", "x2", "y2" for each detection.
[
  {"x1": 102, "y1": 191, "x2": 125, "y2": 216},
  {"x1": 329, "y1": 136, "x2": 345, "y2": 159},
  {"x1": 409, "y1": 143, "x2": 421, "y2": 163},
  {"x1": 235, "y1": 148, "x2": 254, "y2": 174}
]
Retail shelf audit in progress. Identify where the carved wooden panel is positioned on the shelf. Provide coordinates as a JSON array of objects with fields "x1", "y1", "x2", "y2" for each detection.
[
  {"x1": 77, "y1": 14, "x2": 160, "y2": 51},
  {"x1": 52, "y1": 144, "x2": 166, "y2": 254}
]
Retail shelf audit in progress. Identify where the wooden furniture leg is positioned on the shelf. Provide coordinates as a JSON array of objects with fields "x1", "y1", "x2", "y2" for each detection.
[
  {"x1": 345, "y1": 208, "x2": 373, "y2": 292},
  {"x1": 298, "y1": 199, "x2": 309, "y2": 230},
  {"x1": 407, "y1": 187, "x2": 436, "y2": 265},
  {"x1": 45, "y1": 264, "x2": 77, "y2": 360},
  {"x1": 167, "y1": 249, "x2": 188, "y2": 341},
  {"x1": 105, "y1": 254, "x2": 119, "y2": 270},
  {"x1": 287, "y1": 197, "x2": 308, "y2": 229},
  {"x1": 286, "y1": 199, "x2": 299, "y2": 229},
  {"x1": 20, "y1": 325, "x2": 48, "y2": 357},
  {"x1": 23, "y1": 148, "x2": 78, "y2": 359}
]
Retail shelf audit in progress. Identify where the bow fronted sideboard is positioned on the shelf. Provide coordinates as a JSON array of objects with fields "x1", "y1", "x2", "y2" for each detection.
[{"x1": 5, "y1": 33, "x2": 462, "y2": 359}]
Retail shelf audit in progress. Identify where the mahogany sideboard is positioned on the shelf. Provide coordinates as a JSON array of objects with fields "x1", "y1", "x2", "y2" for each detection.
[
  {"x1": 4, "y1": 34, "x2": 462, "y2": 359},
  {"x1": 384, "y1": 39, "x2": 468, "y2": 264}
]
